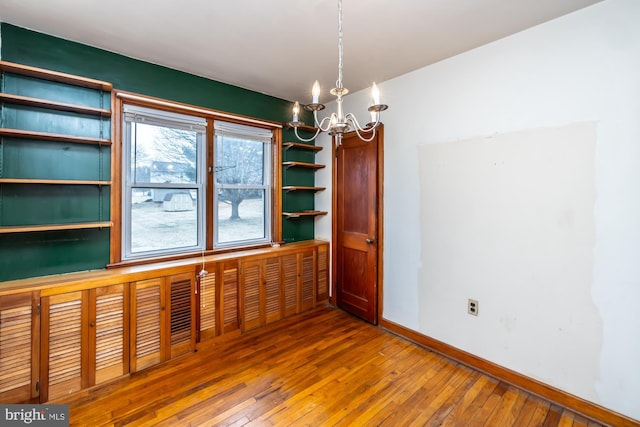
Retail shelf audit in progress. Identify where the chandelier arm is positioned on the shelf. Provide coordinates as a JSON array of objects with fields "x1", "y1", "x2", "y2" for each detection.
[
  {"x1": 315, "y1": 114, "x2": 334, "y2": 133},
  {"x1": 293, "y1": 126, "x2": 321, "y2": 143},
  {"x1": 345, "y1": 113, "x2": 377, "y2": 142}
]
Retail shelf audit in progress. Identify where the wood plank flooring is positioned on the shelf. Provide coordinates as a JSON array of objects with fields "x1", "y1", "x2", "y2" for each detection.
[{"x1": 57, "y1": 306, "x2": 605, "y2": 426}]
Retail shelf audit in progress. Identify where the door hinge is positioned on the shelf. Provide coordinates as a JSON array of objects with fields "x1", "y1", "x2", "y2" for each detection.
[
  {"x1": 35, "y1": 380, "x2": 40, "y2": 393},
  {"x1": 36, "y1": 304, "x2": 41, "y2": 316}
]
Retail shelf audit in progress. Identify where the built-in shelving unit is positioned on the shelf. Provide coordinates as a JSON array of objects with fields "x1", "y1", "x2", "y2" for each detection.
[
  {"x1": 281, "y1": 139, "x2": 326, "y2": 223},
  {"x1": 0, "y1": 60, "x2": 113, "y2": 235}
]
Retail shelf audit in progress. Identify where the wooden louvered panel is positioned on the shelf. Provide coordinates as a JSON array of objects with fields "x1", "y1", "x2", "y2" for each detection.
[
  {"x1": 94, "y1": 288, "x2": 125, "y2": 384},
  {"x1": 199, "y1": 270, "x2": 216, "y2": 340},
  {"x1": 301, "y1": 251, "x2": 315, "y2": 311},
  {"x1": 47, "y1": 292, "x2": 84, "y2": 400},
  {"x1": 242, "y1": 262, "x2": 261, "y2": 331},
  {"x1": 264, "y1": 257, "x2": 282, "y2": 324},
  {"x1": 170, "y1": 277, "x2": 192, "y2": 353},
  {"x1": 282, "y1": 253, "x2": 298, "y2": 316},
  {"x1": 317, "y1": 245, "x2": 329, "y2": 302},
  {"x1": 134, "y1": 282, "x2": 162, "y2": 371},
  {"x1": 0, "y1": 292, "x2": 37, "y2": 402},
  {"x1": 223, "y1": 266, "x2": 239, "y2": 333}
]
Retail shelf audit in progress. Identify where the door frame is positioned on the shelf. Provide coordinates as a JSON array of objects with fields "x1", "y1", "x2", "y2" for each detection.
[{"x1": 330, "y1": 126, "x2": 384, "y2": 323}]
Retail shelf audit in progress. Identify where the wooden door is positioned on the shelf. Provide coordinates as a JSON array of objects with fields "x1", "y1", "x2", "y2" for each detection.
[
  {"x1": 335, "y1": 128, "x2": 382, "y2": 324},
  {"x1": 241, "y1": 256, "x2": 282, "y2": 332},
  {"x1": 0, "y1": 292, "x2": 40, "y2": 403}
]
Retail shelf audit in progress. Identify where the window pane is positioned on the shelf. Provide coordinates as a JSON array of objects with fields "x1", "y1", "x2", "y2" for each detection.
[
  {"x1": 217, "y1": 190, "x2": 265, "y2": 245},
  {"x1": 131, "y1": 122, "x2": 198, "y2": 184},
  {"x1": 130, "y1": 188, "x2": 198, "y2": 253},
  {"x1": 215, "y1": 137, "x2": 264, "y2": 185}
]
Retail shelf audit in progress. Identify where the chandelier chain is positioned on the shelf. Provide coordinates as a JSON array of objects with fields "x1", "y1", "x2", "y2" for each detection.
[{"x1": 337, "y1": 0, "x2": 343, "y2": 89}]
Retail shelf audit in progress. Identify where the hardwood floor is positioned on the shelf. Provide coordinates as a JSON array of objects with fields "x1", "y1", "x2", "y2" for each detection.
[{"x1": 58, "y1": 306, "x2": 605, "y2": 426}]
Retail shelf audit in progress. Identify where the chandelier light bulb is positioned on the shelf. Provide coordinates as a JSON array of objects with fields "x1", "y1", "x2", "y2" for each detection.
[
  {"x1": 312, "y1": 80, "x2": 321, "y2": 104},
  {"x1": 292, "y1": 101, "x2": 300, "y2": 122},
  {"x1": 371, "y1": 82, "x2": 381, "y2": 105}
]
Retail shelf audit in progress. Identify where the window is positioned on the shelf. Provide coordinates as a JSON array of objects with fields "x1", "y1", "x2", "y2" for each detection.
[
  {"x1": 120, "y1": 101, "x2": 277, "y2": 262},
  {"x1": 122, "y1": 106, "x2": 206, "y2": 260},
  {"x1": 214, "y1": 122, "x2": 273, "y2": 248}
]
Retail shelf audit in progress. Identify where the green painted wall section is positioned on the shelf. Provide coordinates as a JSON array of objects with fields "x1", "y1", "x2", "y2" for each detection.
[{"x1": 0, "y1": 23, "x2": 317, "y2": 282}]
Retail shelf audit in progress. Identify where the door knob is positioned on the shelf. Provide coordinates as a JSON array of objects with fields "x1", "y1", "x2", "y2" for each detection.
[{"x1": 365, "y1": 237, "x2": 375, "y2": 244}]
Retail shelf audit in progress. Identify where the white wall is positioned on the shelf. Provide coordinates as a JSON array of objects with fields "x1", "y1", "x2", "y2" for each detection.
[{"x1": 316, "y1": 0, "x2": 640, "y2": 419}]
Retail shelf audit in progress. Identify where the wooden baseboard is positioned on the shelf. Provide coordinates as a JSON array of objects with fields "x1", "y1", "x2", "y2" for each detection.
[{"x1": 380, "y1": 318, "x2": 639, "y2": 427}]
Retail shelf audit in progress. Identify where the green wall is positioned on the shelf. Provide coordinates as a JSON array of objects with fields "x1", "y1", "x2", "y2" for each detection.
[{"x1": 0, "y1": 23, "x2": 316, "y2": 282}]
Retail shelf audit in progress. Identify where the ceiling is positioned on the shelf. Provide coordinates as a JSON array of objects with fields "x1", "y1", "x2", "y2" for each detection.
[{"x1": 0, "y1": 0, "x2": 602, "y2": 103}]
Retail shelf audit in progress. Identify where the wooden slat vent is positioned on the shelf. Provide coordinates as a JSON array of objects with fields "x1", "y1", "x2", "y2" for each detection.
[
  {"x1": 282, "y1": 254, "x2": 298, "y2": 314},
  {"x1": 265, "y1": 258, "x2": 281, "y2": 318},
  {"x1": 223, "y1": 268, "x2": 238, "y2": 329},
  {"x1": 243, "y1": 265, "x2": 261, "y2": 325},
  {"x1": 136, "y1": 286, "x2": 160, "y2": 359},
  {"x1": 317, "y1": 248, "x2": 328, "y2": 301},
  {"x1": 302, "y1": 253, "x2": 314, "y2": 305},
  {"x1": 48, "y1": 297, "x2": 82, "y2": 387},
  {"x1": 0, "y1": 304, "x2": 32, "y2": 394},
  {"x1": 95, "y1": 293, "x2": 123, "y2": 372},
  {"x1": 199, "y1": 272, "x2": 216, "y2": 333},
  {"x1": 170, "y1": 279, "x2": 191, "y2": 347}
]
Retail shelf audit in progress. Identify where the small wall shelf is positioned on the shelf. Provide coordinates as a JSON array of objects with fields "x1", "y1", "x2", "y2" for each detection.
[
  {"x1": 282, "y1": 211, "x2": 328, "y2": 219},
  {"x1": 0, "y1": 222, "x2": 113, "y2": 234},
  {"x1": 0, "y1": 179, "x2": 111, "y2": 186},
  {"x1": 0, "y1": 93, "x2": 112, "y2": 117},
  {"x1": 282, "y1": 161, "x2": 325, "y2": 170},
  {"x1": 282, "y1": 186, "x2": 325, "y2": 193},
  {"x1": 283, "y1": 142, "x2": 323, "y2": 152}
]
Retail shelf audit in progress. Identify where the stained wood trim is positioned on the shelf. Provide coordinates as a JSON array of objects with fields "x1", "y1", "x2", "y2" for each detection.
[
  {"x1": 0, "y1": 60, "x2": 113, "y2": 91},
  {"x1": 380, "y1": 318, "x2": 640, "y2": 427},
  {"x1": 0, "y1": 240, "x2": 329, "y2": 296},
  {"x1": 0, "y1": 93, "x2": 112, "y2": 117},
  {"x1": 0, "y1": 128, "x2": 111, "y2": 146},
  {"x1": 109, "y1": 91, "x2": 122, "y2": 265},
  {"x1": 115, "y1": 90, "x2": 281, "y2": 129}
]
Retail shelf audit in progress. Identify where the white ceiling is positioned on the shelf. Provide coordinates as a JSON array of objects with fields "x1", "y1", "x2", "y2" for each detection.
[{"x1": 0, "y1": 0, "x2": 602, "y2": 103}]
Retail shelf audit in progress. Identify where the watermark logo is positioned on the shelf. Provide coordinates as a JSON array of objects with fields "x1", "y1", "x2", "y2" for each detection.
[{"x1": 1, "y1": 405, "x2": 69, "y2": 426}]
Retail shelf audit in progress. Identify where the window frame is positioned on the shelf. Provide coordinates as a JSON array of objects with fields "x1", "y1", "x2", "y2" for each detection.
[
  {"x1": 110, "y1": 91, "x2": 282, "y2": 266},
  {"x1": 121, "y1": 106, "x2": 207, "y2": 260}
]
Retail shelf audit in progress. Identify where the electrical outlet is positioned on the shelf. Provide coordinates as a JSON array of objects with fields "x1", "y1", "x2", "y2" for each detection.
[{"x1": 468, "y1": 299, "x2": 479, "y2": 316}]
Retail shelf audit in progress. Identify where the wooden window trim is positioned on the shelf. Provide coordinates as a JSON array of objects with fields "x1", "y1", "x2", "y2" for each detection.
[{"x1": 109, "y1": 90, "x2": 283, "y2": 266}]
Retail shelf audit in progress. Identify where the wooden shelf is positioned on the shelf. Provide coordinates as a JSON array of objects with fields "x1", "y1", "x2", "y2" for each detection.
[
  {"x1": 0, "y1": 128, "x2": 111, "y2": 146},
  {"x1": 282, "y1": 211, "x2": 328, "y2": 219},
  {"x1": 0, "y1": 221, "x2": 113, "y2": 234},
  {"x1": 0, "y1": 178, "x2": 111, "y2": 186},
  {"x1": 0, "y1": 93, "x2": 111, "y2": 117},
  {"x1": 282, "y1": 186, "x2": 325, "y2": 192},
  {"x1": 283, "y1": 142, "x2": 322, "y2": 152},
  {"x1": 282, "y1": 161, "x2": 325, "y2": 170},
  {"x1": 0, "y1": 60, "x2": 113, "y2": 92}
]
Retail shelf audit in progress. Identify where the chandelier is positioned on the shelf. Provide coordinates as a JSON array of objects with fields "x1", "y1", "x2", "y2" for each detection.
[{"x1": 287, "y1": 0, "x2": 388, "y2": 146}]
